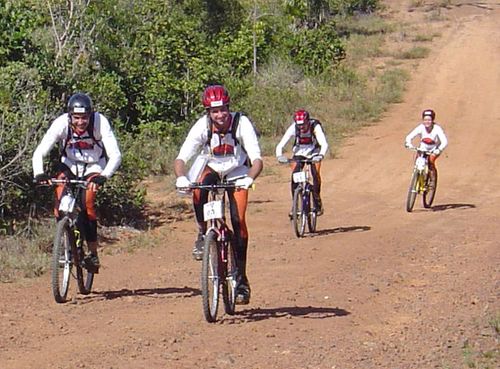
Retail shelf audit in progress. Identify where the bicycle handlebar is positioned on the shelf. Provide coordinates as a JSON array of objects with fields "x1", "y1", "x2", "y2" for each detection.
[
  {"x1": 33, "y1": 178, "x2": 89, "y2": 187},
  {"x1": 187, "y1": 182, "x2": 237, "y2": 190},
  {"x1": 407, "y1": 147, "x2": 432, "y2": 155},
  {"x1": 280, "y1": 158, "x2": 317, "y2": 164}
]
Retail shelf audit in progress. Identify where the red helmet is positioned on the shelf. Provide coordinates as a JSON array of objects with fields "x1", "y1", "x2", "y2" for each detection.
[
  {"x1": 294, "y1": 109, "x2": 310, "y2": 125},
  {"x1": 422, "y1": 109, "x2": 435, "y2": 120},
  {"x1": 202, "y1": 85, "x2": 230, "y2": 108}
]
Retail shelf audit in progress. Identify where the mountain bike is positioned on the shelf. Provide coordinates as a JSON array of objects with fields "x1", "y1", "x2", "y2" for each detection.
[
  {"x1": 188, "y1": 181, "x2": 239, "y2": 323},
  {"x1": 41, "y1": 179, "x2": 96, "y2": 303},
  {"x1": 283, "y1": 158, "x2": 320, "y2": 237},
  {"x1": 406, "y1": 148, "x2": 438, "y2": 212}
]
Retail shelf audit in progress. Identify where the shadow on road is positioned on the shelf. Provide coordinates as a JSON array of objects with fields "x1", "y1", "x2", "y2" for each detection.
[
  {"x1": 308, "y1": 225, "x2": 371, "y2": 237},
  {"x1": 430, "y1": 203, "x2": 475, "y2": 212},
  {"x1": 232, "y1": 306, "x2": 350, "y2": 323},
  {"x1": 79, "y1": 286, "x2": 200, "y2": 303}
]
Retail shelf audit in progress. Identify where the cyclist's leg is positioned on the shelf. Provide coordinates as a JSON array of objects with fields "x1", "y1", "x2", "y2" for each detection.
[
  {"x1": 311, "y1": 162, "x2": 323, "y2": 213},
  {"x1": 82, "y1": 173, "x2": 100, "y2": 268},
  {"x1": 53, "y1": 164, "x2": 74, "y2": 220},
  {"x1": 191, "y1": 168, "x2": 219, "y2": 259},
  {"x1": 428, "y1": 154, "x2": 438, "y2": 184},
  {"x1": 289, "y1": 158, "x2": 304, "y2": 216},
  {"x1": 228, "y1": 188, "x2": 251, "y2": 304}
]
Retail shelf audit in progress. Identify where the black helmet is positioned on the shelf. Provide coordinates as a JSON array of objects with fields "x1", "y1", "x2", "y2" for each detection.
[{"x1": 67, "y1": 93, "x2": 93, "y2": 115}]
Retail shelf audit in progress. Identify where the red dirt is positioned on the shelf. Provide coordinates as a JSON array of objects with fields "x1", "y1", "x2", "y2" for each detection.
[{"x1": 1, "y1": 2, "x2": 499, "y2": 368}]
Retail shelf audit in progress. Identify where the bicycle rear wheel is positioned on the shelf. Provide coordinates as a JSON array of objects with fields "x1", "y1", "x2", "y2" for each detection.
[
  {"x1": 406, "y1": 171, "x2": 419, "y2": 212},
  {"x1": 222, "y1": 239, "x2": 237, "y2": 315},
  {"x1": 76, "y1": 243, "x2": 94, "y2": 295},
  {"x1": 292, "y1": 186, "x2": 307, "y2": 237},
  {"x1": 307, "y1": 189, "x2": 317, "y2": 233},
  {"x1": 201, "y1": 230, "x2": 220, "y2": 322},
  {"x1": 423, "y1": 170, "x2": 438, "y2": 208},
  {"x1": 51, "y1": 217, "x2": 72, "y2": 303}
]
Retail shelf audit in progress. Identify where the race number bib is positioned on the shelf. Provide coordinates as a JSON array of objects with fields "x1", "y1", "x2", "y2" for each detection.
[
  {"x1": 203, "y1": 200, "x2": 223, "y2": 221},
  {"x1": 293, "y1": 171, "x2": 307, "y2": 183},
  {"x1": 59, "y1": 194, "x2": 76, "y2": 213}
]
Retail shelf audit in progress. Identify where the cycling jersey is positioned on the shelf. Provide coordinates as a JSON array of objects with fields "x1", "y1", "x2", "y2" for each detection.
[
  {"x1": 275, "y1": 121, "x2": 328, "y2": 158},
  {"x1": 33, "y1": 113, "x2": 122, "y2": 178},
  {"x1": 405, "y1": 123, "x2": 448, "y2": 152},
  {"x1": 176, "y1": 113, "x2": 261, "y2": 179}
]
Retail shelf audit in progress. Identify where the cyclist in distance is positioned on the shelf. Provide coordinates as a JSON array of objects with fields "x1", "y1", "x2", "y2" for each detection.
[
  {"x1": 405, "y1": 109, "x2": 448, "y2": 177},
  {"x1": 32, "y1": 93, "x2": 122, "y2": 271},
  {"x1": 276, "y1": 109, "x2": 328, "y2": 216},
  {"x1": 173, "y1": 84, "x2": 263, "y2": 305}
]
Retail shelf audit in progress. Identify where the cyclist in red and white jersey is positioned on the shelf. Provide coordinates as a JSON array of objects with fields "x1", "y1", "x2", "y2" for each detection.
[
  {"x1": 276, "y1": 109, "x2": 328, "y2": 215},
  {"x1": 32, "y1": 93, "x2": 122, "y2": 270},
  {"x1": 174, "y1": 84, "x2": 263, "y2": 305},
  {"x1": 405, "y1": 109, "x2": 448, "y2": 175}
]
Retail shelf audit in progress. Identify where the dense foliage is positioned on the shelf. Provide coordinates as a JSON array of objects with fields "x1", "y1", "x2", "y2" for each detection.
[{"x1": 0, "y1": 0, "x2": 378, "y2": 232}]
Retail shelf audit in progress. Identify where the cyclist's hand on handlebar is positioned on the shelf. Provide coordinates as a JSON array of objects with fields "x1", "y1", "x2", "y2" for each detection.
[
  {"x1": 34, "y1": 173, "x2": 51, "y2": 185},
  {"x1": 175, "y1": 175, "x2": 191, "y2": 189},
  {"x1": 405, "y1": 142, "x2": 414, "y2": 150},
  {"x1": 277, "y1": 155, "x2": 288, "y2": 164},
  {"x1": 312, "y1": 154, "x2": 324, "y2": 163},
  {"x1": 432, "y1": 148, "x2": 441, "y2": 155},
  {"x1": 90, "y1": 175, "x2": 107, "y2": 185},
  {"x1": 235, "y1": 176, "x2": 254, "y2": 190},
  {"x1": 88, "y1": 175, "x2": 107, "y2": 192}
]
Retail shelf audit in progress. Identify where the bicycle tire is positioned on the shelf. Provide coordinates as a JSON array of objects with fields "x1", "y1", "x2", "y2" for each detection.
[
  {"x1": 51, "y1": 217, "x2": 72, "y2": 303},
  {"x1": 222, "y1": 238, "x2": 237, "y2": 315},
  {"x1": 406, "y1": 171, "x2": 419, "y2": 212},
  {"x1": 423, "y1": 169, "x2": 438, "y2": 208},
  {"x1": 307, "y1": 188, "x2": 317, "y2": 233},
  {"x1": 76, "y1": 243, "x2": 94, "y2": 295},
  {"x1": 292, "y1": 186, "x2": 306, "y2": 237},
  {"x1": 201, "y1": 230, "x2": 220, "y2": 322}
]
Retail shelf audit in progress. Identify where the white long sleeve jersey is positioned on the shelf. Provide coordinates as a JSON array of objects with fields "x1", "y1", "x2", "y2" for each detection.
[
  {"x1": 32, "y1": 113, "x2": 122, "y2": 178},
  {"x1": 275, "y1": 122, "x2": 329, "y2": 157},
  {"x1": 176, "y1": 113, "x2": 262, "y2": 177},
  {"x1": 405, "y1": 123, "x2": 448, "y2": 152}
]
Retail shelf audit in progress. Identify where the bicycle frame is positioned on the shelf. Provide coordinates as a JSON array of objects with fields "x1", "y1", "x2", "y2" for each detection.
[
  {"x1": 406, "y1": 148, "x2": 436, "y2": 212},
  {"x1": 287, "y1": 158, "x2": 319, "y2": 237},
  {"x1": 189, "y1": 181, "x2": 238, "y2": 322},
  {"x1": 43, "y1": 178, "x2": 95, "y2": 302}
]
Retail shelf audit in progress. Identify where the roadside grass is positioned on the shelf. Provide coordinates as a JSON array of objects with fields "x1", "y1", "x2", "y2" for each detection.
[
  {"x1": 0, "y1": 220, "x2": 54, "y2": 282},
  {"x1": 395, "y1": 46, "x2": 430, "y2": 59},
  {"x1": 461, "y1": 313, "x2": 500, "y2": 369}
]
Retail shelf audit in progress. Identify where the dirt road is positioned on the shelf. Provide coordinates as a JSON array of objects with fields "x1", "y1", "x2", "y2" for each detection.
[{"x1": 1, "y1": 2, "x2": 499, "y2": 369}]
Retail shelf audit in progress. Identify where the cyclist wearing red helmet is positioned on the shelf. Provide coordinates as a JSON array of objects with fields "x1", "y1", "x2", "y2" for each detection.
[
  {"x1": 174, "y1": 84, "x2": 263, "y2": 305},
  {"x1": 276, "y1": 109, "x2": 329, "y2": 216},
  {"x1": 405, "y1": 108, "x2": 448, "y2": 176}
]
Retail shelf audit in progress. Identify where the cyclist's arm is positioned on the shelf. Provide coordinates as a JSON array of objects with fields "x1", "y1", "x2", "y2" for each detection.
[
  {"x1": 32, "y1": 116, "x2": 66, "y2": 176},
  {"x1": 238, "y1": 116, "x2": 263, "y2": 180},
  {"x1": 404, "y1": 124, "x2": 422, "y2": 147},
  {"x1": 275, "y1": 124, "x2": 295, "y2": 157},
  {"x1": 98, "y1": 114, "x2": 122, "y2": 178},
  {"x1": 313, "y1": 124, "x2": 329, "y2": 157},
  {"x1": 247, "y1": 158, "x2": 263, "y2": 180},
  {"x1": 436, "y1": 125, "x2": 448, "y2": 151},
  {"x1": 174, "y1": 117, "x2": 208, "y2": 175}
]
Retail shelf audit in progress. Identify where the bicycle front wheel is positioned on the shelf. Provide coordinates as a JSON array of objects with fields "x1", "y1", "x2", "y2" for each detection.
[
  {"x1": 222, "y1": 238, "x2": 237, "y2": 315},
  {"x1": 76, "y1": 244, "x2": 94, "y2": 295},
  {"x1": 51, "y1": 217, "x2": 73, "y2": 303},
  {"x1": 406, "y1": 171, "x2": 419, "y2": 212},
  {"x1": 292, "y1": 186, "x2": 307, "y2": 237},
  {"x1": 307, "y1": 189, "x2": 317, "y2": 233},
  {"x1": 423, "y1": 170, "x2": 438, "y2": 208},
  {"x1": 201, "y1": 230, "x2": 220, "y2": 322}
]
